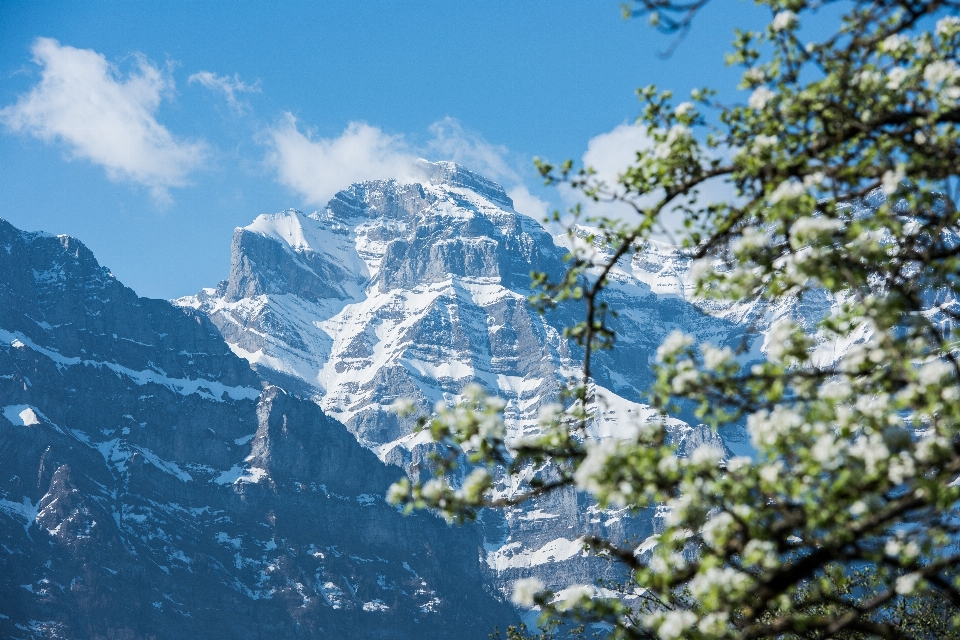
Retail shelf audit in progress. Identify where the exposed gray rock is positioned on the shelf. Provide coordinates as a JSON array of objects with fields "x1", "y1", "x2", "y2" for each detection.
[
  {"x1": 181, "y1": 161, "x2": 752, "y2": 607},
  {"x1": 0, "y1": 217, "x2": 516, "y2": 639}
]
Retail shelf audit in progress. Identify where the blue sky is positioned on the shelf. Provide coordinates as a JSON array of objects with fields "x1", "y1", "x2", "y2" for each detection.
[{"x1": 0, "y1": 1, "x2": 765, "y2": 299}]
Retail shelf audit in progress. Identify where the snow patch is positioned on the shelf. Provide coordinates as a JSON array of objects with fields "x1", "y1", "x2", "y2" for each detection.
[
  {"x1": 486, "y1": 537, "x2": 586, "y2": 571},
  {"x1": 214, "y1": 465, "x2": 268, "y2": 485},
  {"x1": 0, "y1": 328, "x2": 260, "y2": 403},
  {"x1": 2, "y1": 405, "x2": 41, "y2": 427},
  {"x1": 362, "y1": 599, "x2": 389, "y2": 612},
  {"x1": 0, "y1": 496, "x2": 38, "y2": 532}
]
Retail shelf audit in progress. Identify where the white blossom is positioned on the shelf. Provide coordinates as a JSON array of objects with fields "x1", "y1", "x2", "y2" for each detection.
[
  {"x1": 574, "y1": 439, "x2": 619, "y2": 495},
  {"x1": 855, "y1": 392, "x2": 889, "y2": 420},
  {"x1": 664, "y1": 494, "x2": 693, "y2": 526},
  {"x1": 485, "y1": 396, "x2": 507, "y2": 411},
  {"x1": 811, "y1": 432, "x2": 843, "y2": 469},
  {"x1": 657, "y1": 330, "x2": 694, "y2": 362},
  {"x1": 885, "y1": 539, "x2": 902, "y2": 557},
  {"x1": 537, "y1": 402, "x2": 563, "y2": 425},
  {"x1": 752, "y1": 134, "x2": 778, "y2": 151},
  {"x1": 674, "y1": 101, "x2": 694, "y2": 115},
  {"x1": 790, "y1": 215, "x2": 843, "y2": 245},
  {"x1": 888, "y1": 451, "x2": 916, "y2": 484},
  {"x1": 881, "y1": 33, "x2": 909, "y2": 53},
  {"x1": 691, "y1": 444, "x2": 724, "y2": 466},
  {"x1": 855, "y1": 70, "x2": 882, "y2": 87},
  {"x1": 769, "y1": 179, "x2": 805, "y2": 204},
  {"x1": 459, "y1": 467, "x2": 491, "y2": 499},
  {"x1": 749, "y1": 405, "x2": 803, "y2": 448},
  {"x1": 772, "y1": 10, "x2": 798, "y2": 32},
  {"x1": 651, "y1": 610, "x2": 697, "y2": 640},
  {"x1": 511, "y1": 577, "x2": 545, "y2": 606},
  {"x1": 476, "y1": 413, "x2": 505, "y2": 441},
  {"x1": 936, "y1": 15, "x2": 960, "y2": 37},
  {"x1": 691, "y1": 257, "x2": 714, "y2": 282},
  {"x1": 918, "y1": 359, "x2": 952, "y2": 386},
  {"x1": 689, "y1": 566, "x2": 752, "y2": 599},
  {"x1": 916, "y1": 435, "x2": 948, "y2": 463},
  {"x1": 895, "y1": 572, "x2": 922, "y2": 596},
  {"x1": 803, "y1": 171, "x2": 825, "y2": 187},
  {"x1": 702, "y1": 344, "x2": 734, "y2": 370},
  {"x1": 764, "y1": 319, "x2": 797, "y2": 363},
  {"x1": 666, "y1": 124, "x2": 692, "y2": 143},
  {"x1": 386, "y1": 480, "x2": 408, "y2": 505},
  {"x1": 819, "y1": 380, "x2": 852, "y2": 401},
  {"x1": 743, "y1": 67, "x2": 766, "y2": 84},
  {"x1": 759, "y1": 462, "x2": 781, "y2": 484},
  {"x1": 671, "y1": 361, "x2": 700, "y2": 394},
  {"x1": 924, "y1": 60, "x2": 960, "y2": 85},
  {"x1": 698, "y1": 611, "x2": 730, "y2": 635},
  {"x1": 749, "y1": 86, "x2": 776, "y2": 109},
  {"x1": 658, "y1": 455, "x2": 680, "y2": 474},
  {"x1": 841, "y1": 343, "x2": 870, "y2": 372},
  {"x1": 882, "y1": 165, "x2": 905, "y2": 195},
  {"x1": 555, "y1": 584, "x2": 593, "y2": 611},
  {"x1": 389, "y1": 398, "x2": 416, "y2": 416},
  {"x1": 886, "y1": 66, "x2": 909, "y2": 90},
  {"x1": 743, "y1": 539, "x2": 779, "y2": 569},
  {"x1": 461, "y1": 382, "x2": 485, "y2": 402},
  {"x1": 849, "y1": 433, "x2": 890, "y2": 475},
  {"x1": 701, "y1": 511, "x2": 736, "y2": 548},
  {"x1": 732, "y1": 226, "x2": 771, "y2": 254},
  {"x1": 420, "y1": 478, "x2": 445, "y2": 500},
  {"x1": 649, "y1": 553, "x2": 669, "y2": 574}
]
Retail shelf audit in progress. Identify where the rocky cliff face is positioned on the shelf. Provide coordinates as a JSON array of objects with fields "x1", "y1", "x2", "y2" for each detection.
[
  {"x1": 181, "y1": 161, "x2": 745, "y2": 605},
  {"x1": 0, "y1": 218, "x2": 516, "y2": 639}
]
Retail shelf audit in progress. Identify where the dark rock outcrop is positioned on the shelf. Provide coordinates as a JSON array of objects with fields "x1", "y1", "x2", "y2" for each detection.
[{"x1": 0, "y1": 218, "x2": 516, "y2": 639}]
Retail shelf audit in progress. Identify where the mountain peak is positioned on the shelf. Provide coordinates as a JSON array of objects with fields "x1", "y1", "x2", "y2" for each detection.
[{"x1": 413, "y1": 160, "x2": 514, "y2": 209}]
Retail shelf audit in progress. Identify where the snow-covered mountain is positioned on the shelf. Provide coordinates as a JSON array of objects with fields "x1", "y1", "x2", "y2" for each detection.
[
  {"x1": 5, "y1": 160, "x2": 941, "y2": 636},
  {"x1": 0, "y1": 217, "x2": 516, "y2": 639},
  {"x1": 181, "y1": 160, "x2": 749, "y2": 603}
]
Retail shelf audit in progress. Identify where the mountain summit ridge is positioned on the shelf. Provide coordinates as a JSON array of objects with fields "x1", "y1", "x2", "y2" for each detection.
[{"x1": 182, "y1": 160, "x2": 741, "y2": 604}]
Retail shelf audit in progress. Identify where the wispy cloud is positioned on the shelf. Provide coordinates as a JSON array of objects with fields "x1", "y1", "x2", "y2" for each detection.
[
  {"x1": 188, "y1": 71, "x2": 261, "y2": 113},
  {"x1": 0, "y1": 38, "x2": 208, "y2": 203},
  {"x1": 265, "y1": 115, "x2": 421, "y2": 206},
  {"x1": 264, "y1": 115, "x2": 531, "y2": 209},
  {"x1": 507, "y1": 184, "x2": 551, "y2": 221},
  {"x1": 425, "y1": 117, "x2": 520, "y2": 184}
]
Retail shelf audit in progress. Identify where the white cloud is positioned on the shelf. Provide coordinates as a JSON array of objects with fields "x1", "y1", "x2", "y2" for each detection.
[
  {"x1": 265, "y1": 115, "x2": 532, "y2": 208},
  {"x1": 581, "y1": 123, "x2": 652, "y2": 189},
  {"x1": 188, "y1": 71, "x2": 260, "y2": 112},
  {"x1": 265, "y1": 115, "x2": 421, "y2": 206},
  {"x1": 568, "y1": 123, "x2": 734, "y2": 242},
  {"x1": 507, "y1": 184, "x2": 551, "y2": 221},
  {"x1": 0, "y1": 38, "x2": 207, "y2": 202},
  {"x1": 562, "y1": 122, "x2": 652, "y2": 224},
  {"x1": 425, "y1": 117, "x2": 520, "y2": 184}
]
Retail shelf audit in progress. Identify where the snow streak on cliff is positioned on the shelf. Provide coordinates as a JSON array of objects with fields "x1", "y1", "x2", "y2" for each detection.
[{"x1": 181, "y1": 161, "x2": 745, "y2": 602}]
